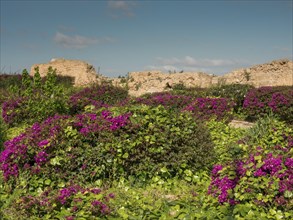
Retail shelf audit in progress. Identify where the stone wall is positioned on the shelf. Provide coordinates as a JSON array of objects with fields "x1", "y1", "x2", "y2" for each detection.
[
  {"x1": 217, "y1": 59, "x2": 293, "y2": 87},
  {"x1": 30, "y1": 58, "x2": 104, "y2": 86},
  {"x1": 30, "y1": 58, "x2": 293, "y2": 96},
  {"x1": 112, "y1": 59, "x2": 293, "y2": 96}
]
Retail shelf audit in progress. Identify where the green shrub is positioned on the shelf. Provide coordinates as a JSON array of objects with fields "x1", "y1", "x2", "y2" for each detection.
[
  {"x1": 0, "y1": 105, "x2": 215, "y2": 187},
  {"x1": 1, "y1": 68, "x2": 69, "y2": 126},
  {"x1": 0, "y1": 74, "x2": 22, "y2": 90},
  {"x1": 205, "y1": 84, "x2": 254, "y2": 113},
  {"x1": 68, "y1": 83, "x2": 128, "y2": 114},
  {"x1": 208, "y1": 118, "x2": 293, "y2": 218},
  {"x1": 0, "y1": 74, "x2": 23, "y2": 105},
  {"x1": 170, "y1": 86, "x2": 207, "y2": 98},
  {"x1": 0, "y1": 116, "x2": 7, "y2": 151},
  {"x1": 103, "y1": 105, "x2": 215, "y2": 181},
  {"x1": 172, "y1": 82, "x2": 186, "y2": 90},
  {"x1": 206, "y1": 119, "x2": 247, "y2": 164}
]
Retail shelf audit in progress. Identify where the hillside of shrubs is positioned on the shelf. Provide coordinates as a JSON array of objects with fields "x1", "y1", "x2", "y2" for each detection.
[{"x1": 0, "y1": 68, "x2": 292, "y2": 219}]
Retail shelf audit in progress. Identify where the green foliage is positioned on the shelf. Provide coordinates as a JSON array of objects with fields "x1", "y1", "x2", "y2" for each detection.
[
  {"x1": 205, "y1": 83, "x2": 254, "y2": 114},
  {"x1": 170, "y1": 86, "x2": 207, "y2": 98},
  {"x1": 6, "y1": 125, "x2": 28, "y2": 140},
  {"x1": 1, "y1": 72, "x2": 293, "y2": 219},
  {"x1": 242, "y1": 115, "x2": 292, "y2": 150},
  {"x1": 0, "y1": 177, "x2": 115, "y2": 219},
  {"x1": 110, "y1": 174, "x2": 212, "y2": 219},
  {"x1": 172, "y1": 82, "x2": 186, "y2": 90},
  {"x1": 208, "y1": 118, "x2": 293, "y2": 218},
  {"x1": 0, "y1": 74, "x2": 22, "y2": 90},
  {"x1": 1, "y1": 67, "x2": 69, "y2": 126},
  {"x1": 68, "y1": 83, "x2": 129, "y2": 114},
  {"x1": 102, "y1": 105, "x2": 215, "y2": 181},
  {"x1": 206, "y1": 119, "x2": 247, "y2": 163},
  {"x1": 21, "y1": 69, "x2": 33, "y2": 96},
  {"x1": 0, "y1": 116, "x2": 7, "y2": 151}
]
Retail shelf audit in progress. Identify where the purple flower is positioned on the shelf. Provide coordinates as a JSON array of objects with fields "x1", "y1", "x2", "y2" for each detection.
[
  {"x1": 211, "y1": 164, "x2": 223, "y2": 176},
  {"x1": 58, "y1": 186, "x2": 78, "y2": 205},
  {"x1": 80, "y1": 127, "x2": 90, "y2": 136},
  {"x1": 108, "y1": 193, "x2": 115, "y2": 199},
  {"x1": 38, "y1": 139, "x2": 49, "y2": 147},
  {"x1": 254, "y1": 169, "x2": 266, "y2": 177},
  {"x1": 183, "y1": 97, "x2": 234, "y2": 121},
  {"x1": 90, "y1": 188, "x2": 102, "y2": 194},
  {"x1": 91, "y1": 200, "x2": 102, "y2": 207},
  {"x1": 285, "y1": 158, "x2": 293, "y2": 168},
  {"x1": 34, "y1": 151, "x2": 48, "y2": 165}
]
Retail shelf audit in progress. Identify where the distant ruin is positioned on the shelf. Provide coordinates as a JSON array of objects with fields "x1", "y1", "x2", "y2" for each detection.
[
  {"x1": 30, "y1": 58, "x2": 105, "y2": 86},
  {"x1": 30, "y1": 58, "x2": 293, "y2": 96}
]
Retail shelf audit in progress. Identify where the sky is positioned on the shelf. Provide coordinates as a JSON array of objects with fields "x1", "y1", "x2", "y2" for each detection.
[{"x1": 0, "y1": 0, "x2": 292, "y2": 77}]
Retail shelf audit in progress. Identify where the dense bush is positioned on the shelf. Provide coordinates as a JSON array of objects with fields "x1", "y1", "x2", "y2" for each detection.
[
  {"x1": 0, "y1": 116, "x2": 7, "y2": 151},
  {"x1": 183, "y1": 97, "x2": 235, "y2": 122},
  {"x1": 68, "y1": 84, "x2": 128, "y2": 114},
  {"x1": 0, "y1": 105, "x2": 214, "y2": 187},
  {"x1": 1, "y1": 70, "x2": 293, "y2": 219},
  {"x1": 205, "y1": 84, "x2": 254, "y2": 113},
  {"x1": 134, "y1": 92, "x2": 193, "y2": 110},
  {"x1": 0, "y1": 73, "x2": 74, "y2": 90},
  {"x1": 170, "y1": 86, "x2": 207, "y2": 98},
  {"x1": 1, "y1": 68, "x2": 69, "y2": 126},
  {"x1": 0, "y1": 74, "x2": 22, "y2": 90},
  {"x1": 0, "y1": 74, "x2": 23, "y2": 105},
  {"x1": 208, "y1": 118, "x2": 293, "y2": 218},
  {"x1": 8, "y1": 184, "x2": 115, "y2": 219},
  {"x1": 206, "y1": 119, "x2": 247, "y2": 163},
  {"x1": 243, "y1": 86, "x2": 293, "y2": 123},
  {"x1": 104, "y1": 105, "x2": 215, "y2": 181}
]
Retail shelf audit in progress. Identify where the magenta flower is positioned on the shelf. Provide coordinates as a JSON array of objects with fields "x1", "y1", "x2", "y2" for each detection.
[
  {"x1": 38, "y1": 139, "x2": 49, "y2": 147},
  {"x1": 34, "y1": 151, "x2": 49, "y2": 165}
]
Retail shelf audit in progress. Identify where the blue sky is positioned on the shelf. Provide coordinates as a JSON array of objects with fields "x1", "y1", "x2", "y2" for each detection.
[{"x1": 1, "y1": 0, "x2": 292, "y2": 77}]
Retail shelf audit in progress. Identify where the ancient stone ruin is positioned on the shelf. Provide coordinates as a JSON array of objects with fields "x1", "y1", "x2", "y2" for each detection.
[
  {"x1": 30, "y1": 58, "x2": 292, "y2": 96},
  {"x1": 30, "y1": 58, "x2": 104, "y2": 86},
  {"x1": 112, "y1": 59, "x2": 293, "y2": 96}
]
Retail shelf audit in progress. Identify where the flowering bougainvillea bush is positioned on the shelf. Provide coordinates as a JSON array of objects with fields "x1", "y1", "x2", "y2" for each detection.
[
  {"x1": 183, "y1": 97, "x2": 235, "y2": 122},
  {"x1": 0, "y1": 105, "x2": 214, "y2": 186},
  {"x1": 208, "y1": 118, "x2": 293, "y2": 218},
  {"x1": 134, "y1": 92, "x2": 194, "y2": 110},
  {"x1": 68, "y1": 83, "x2": 128, "y2": 114},
  {"x1": 205, "y1": 84, "x2": 254, "y2": 113},
  {"x1": 243, "y1": 86, "x2": 293, "y2": 123},
  {"x1": 0, "y1": 117, "x2": 6, "y2": 151},
  {"x1": 2, "y1": 73, "x2": 293, "y2": 219},
  {"x1": 7, "y1": 185, "x2": 115, "y2": 219}
]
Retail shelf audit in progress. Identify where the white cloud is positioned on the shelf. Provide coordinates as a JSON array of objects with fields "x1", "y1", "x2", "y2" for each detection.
[
  {"x1": 273, "y1": 46, "x2": 292, "y2": 52},
  {"x1": 108, "y1": 0, "x2": 137, "y2": 17},
  {"x1": 54, "y1": 32, "x2": 113, "y2": 49},
  {"x1": 156, "y1": 56, "x2": 240, "y2": 67},
  {"x1": 145, "y1": 56, "x2": 250, "y2": 74}
]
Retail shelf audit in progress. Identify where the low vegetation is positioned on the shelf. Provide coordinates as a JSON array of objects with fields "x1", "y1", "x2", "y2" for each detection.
[{"x1": 0, "y1": 69, "x2": 292, "y2": 219}]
